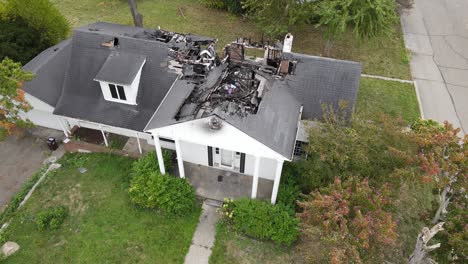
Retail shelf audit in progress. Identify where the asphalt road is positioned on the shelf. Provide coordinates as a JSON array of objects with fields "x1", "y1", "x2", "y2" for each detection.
[{"x1": 401, "y1": 0, "x2": 468, "y2": 134}]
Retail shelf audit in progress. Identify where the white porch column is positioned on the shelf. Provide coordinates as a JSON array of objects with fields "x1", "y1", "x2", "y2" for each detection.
[
  {"x1": 174, "y1": 138, "x2": 185, "y2": 178},
  {"x1": 251, "y1": 156, "x2": 261, "y2": 199},
  {"x1": 135, "y1": 132, "x2": 142, "y2": 154},
  {"x1": 153, "y1": 134, "x2": 166, "y2": 175},
  {"x1": 271, "y1": 159, "x2": 284, "y2": 204},
  {"x1": 99, "y1": 124, "x2": 108, "y2": 147},
  {"x1": 56, "y1": 117, "x2": 68, "y2": 137}
]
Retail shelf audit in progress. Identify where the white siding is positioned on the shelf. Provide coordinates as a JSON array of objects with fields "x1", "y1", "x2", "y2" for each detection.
[
  {"x1": 23, "y1": 93, "x2": 63, "y2": 131},
  {"x1": 179, "y1": 140, "x2": 208, "y2": 165},
  {"x1": 244, "y1": 154, "x2": 277, "y2": 180}
]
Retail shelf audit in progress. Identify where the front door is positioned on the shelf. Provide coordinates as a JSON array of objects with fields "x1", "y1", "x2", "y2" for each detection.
[{"x1": 220, "y1": 149, "x2": 234, "y2": 168}]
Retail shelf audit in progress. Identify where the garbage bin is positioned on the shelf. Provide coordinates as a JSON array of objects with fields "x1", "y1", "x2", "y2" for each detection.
[{"x1": 47, "y1": 137, "x2": 58, "y2": 151}]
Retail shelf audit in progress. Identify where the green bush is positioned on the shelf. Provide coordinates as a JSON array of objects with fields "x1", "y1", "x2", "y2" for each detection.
[
  {"x1": 131, "y1": 150, "x2": 173, "y2": 177},
  {"x1": 129, "y1": 171, "x2": 195, "y2": 215},
  {"x1": 222, "y1": 198, "x2": 299, "y2": 245},
  {"x1": 276, "y1": 163, "x2": 301, "y2": 214},
  {"x1": 36, "y1": 206, "x2": 68, "y2": 230}
]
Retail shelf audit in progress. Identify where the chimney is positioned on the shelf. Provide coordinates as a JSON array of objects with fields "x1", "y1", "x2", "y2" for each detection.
[{"x1": 283, "y1": 33, "x2": 293, "y2": 53}]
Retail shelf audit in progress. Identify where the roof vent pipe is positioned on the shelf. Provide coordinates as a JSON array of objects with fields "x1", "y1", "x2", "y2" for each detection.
[{"x1": 283, "y1": 33, "x2": 293, "y2": 53}]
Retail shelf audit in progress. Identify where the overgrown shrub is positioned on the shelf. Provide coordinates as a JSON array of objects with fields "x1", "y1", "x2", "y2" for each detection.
[
  {"x1": 36, "y1": 206, "x2": 68, "y2": 230},
  {"x1": 128, "y1": 171, "x2": 195, "y2": 215},
  {"x1": 276, "y1": 163, "x2": 301, "y2": 214},
  {"x1": 131, "y1": 150, "x2": 173, "y2": 178},
  {"x1": 222, "y1": 198, "x2": 299, "y2": 245}
]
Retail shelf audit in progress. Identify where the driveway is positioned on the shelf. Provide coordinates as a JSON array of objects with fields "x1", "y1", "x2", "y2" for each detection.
[
  {"x1": 0, "y1": 127, "x2": 64, "y2": 212},
  {"x1": 401, "y1": 0, "x2": 468, "y2": 133}
]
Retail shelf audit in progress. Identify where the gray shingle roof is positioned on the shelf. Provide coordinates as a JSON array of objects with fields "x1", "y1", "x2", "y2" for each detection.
[
  {"x1": 52, "y1": 23, "x2": 179, "y2": 131},
  {"x1": 23, "y1": 39, "x2": 72, "y2": 106},
  {"x1": 94, "y1": 51, "x2": 146, "y2": 85},
  {"x1": 221, "y1": 80, "x2": 302, "y2": 159},
  {"x1": 283, "y1": 53, "x2": 362, "y2": 120}
]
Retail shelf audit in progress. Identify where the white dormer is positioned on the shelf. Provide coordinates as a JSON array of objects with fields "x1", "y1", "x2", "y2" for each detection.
[{"x1": 94, "y1": 52, "x2": 146, "y2": 105}]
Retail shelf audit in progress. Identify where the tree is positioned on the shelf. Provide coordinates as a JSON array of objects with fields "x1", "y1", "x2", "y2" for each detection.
[
  {"x1": 298, "y1": 177, "x2": 398, "y2": 263},
  {"x1": 0, "y1": 58, "x2": 34, "y2": 141},
  {"x1": 408, "y1": 120, "x2": 467, "y2": 262},
  {"x1": 315, "y1": 0, "x2": 398, "y2": 55},
  {"x1": 298, "y1": 109, "x2": 415, "y2": 193},
  {"x1": 242, "y1": 0, "x2": 312, "y2": 38},
  {"x1": 127, "y1": 0, "x2": 143, "y2": 27},
  {"x1": 0, "y1": 0, "x2": 69, "y2": 64}
]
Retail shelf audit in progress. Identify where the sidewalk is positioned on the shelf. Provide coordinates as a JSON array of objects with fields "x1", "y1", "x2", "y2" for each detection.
[
  {"x1": 184, "y1": 200, "x2": 221, "y2": 264},
  {"x1": 400, "y1": 0, "x2": 468, "y2": 134}
]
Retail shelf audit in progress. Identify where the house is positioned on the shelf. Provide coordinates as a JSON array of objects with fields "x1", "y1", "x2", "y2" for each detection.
[{"x1": 22, "y1": 22, "x2": 362, "y2": 204}]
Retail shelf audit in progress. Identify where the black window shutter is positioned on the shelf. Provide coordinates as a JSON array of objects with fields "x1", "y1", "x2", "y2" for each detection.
[
  {"x1": 109, "y1": 84, "x2": 118, "y2": 99},
  {"x1": 240, "y1": 153, "x2": 246, "y2": 173},
  {"x1": 117, "y1": 85, "x2": 127, "y2": 100},
  {"x1": 207, "y1": 146, "x2": 213, "y2": 166}
]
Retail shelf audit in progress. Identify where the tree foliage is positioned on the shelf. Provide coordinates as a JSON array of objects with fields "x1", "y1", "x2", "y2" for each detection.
[
  {"x1": 298, "y1": 113, "x2": 415, "y2": 193},
  {"x1": 409, "y1": 121, "x2": 467, "y2": 262},
  {"x1": 316, "y1": 0, "x2": 398, "y2": 39},
  {"x1": 0, "y1": 58, "x2": 34, "y2": 141},
  {"x1": 242, "y1": 0, "x2": 312, "y2": 37},
  {"x1": 298, "y1": 177, "x2": 398, "y2": 263},
  {"x1": 0, "y1": 0, "x2": 70, "y2": 64}
]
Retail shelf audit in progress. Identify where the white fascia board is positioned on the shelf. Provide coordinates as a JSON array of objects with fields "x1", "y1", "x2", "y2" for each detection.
[{"x1": 24, "y1": 92, "x2": 55, "y2": 112}]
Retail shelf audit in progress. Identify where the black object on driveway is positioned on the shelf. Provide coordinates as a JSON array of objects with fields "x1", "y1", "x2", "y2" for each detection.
[{"x1": 46, "y1": 137, "x2": 58, "y2": 151}]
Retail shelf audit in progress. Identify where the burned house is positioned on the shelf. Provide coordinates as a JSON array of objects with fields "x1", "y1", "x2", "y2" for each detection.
[{"x1": 22, "y1": 22, "x2": 362, "y2": 203}]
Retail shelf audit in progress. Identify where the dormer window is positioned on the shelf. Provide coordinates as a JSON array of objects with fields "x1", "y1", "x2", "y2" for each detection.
[
  {"x1": 109, "y1": 84, "x2": 127, "y2": 100},
  {"x1": 94, "y1": 51, "x2": 146, "y2": 105}
]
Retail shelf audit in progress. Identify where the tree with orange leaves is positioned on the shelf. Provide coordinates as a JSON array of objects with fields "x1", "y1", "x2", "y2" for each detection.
[
  {"x1": 298, "y1": 177, "x2": 398, "y2": 263},
  {"x1": 0, "y1": 58, "x2": 34, "y2": 140}
]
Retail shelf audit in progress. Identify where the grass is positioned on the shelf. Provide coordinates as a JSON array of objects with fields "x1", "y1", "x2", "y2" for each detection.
[
  {"x1": 50, "y1": 0, "x2": 410, "y2": 79},
  {"x1": 209, "y1": 222, "x2": 301, "y2": 264},
  {"x1": 2, "y1": 153, "x2": 201, "y2": 263},
  {"x1": 356, "y1": 78, "x2": 420, "y2": 124}
]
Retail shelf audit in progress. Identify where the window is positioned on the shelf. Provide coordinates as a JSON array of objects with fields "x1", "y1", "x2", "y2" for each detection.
[
  {"x1": 108, "y1": 83, "x2": 127, "y2": 100},
  {"x1": 293, "y1": 140, "x2": 308, "y2": 157},
  {"x1": 109, "y1": 84, "x2": 118, "y2": 99}
]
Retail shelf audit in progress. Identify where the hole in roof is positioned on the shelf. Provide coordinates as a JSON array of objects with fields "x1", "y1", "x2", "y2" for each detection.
[{"x1": 113, "y1": 37, "x2": 119, "y2": 46}]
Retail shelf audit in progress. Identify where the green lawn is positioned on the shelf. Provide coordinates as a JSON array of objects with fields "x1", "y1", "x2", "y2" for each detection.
[
  {"x1": 356, "y1": 78, "x2": 420, "y2": 123},
  {"x1": 210, "y1": 222, "x2": 301, "y2": 264},
  {"x1": 3, "y1": 153, "x2": 201, "y2": 264},
  {"x1": 50, "y1": 0, "x2": 410, "y2": 79}
]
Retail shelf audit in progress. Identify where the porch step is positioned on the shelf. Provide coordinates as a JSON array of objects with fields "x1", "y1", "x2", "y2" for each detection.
[{"x1": 204, "y1": 199, "x2": 223, "y2": 208}]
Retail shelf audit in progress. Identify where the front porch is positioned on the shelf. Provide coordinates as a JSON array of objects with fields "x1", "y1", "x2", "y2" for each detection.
[{"x1": 174, "y1": 162, "x2": 274, "y2": 202}]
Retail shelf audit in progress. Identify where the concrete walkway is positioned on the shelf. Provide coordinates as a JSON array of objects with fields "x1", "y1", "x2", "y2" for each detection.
[
  {"x1": 184, "y1": 200, "x2": 221, "y2": 264},
  {"x1": 400, "y1": 0, "x2": 468, "y2": 134}
]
